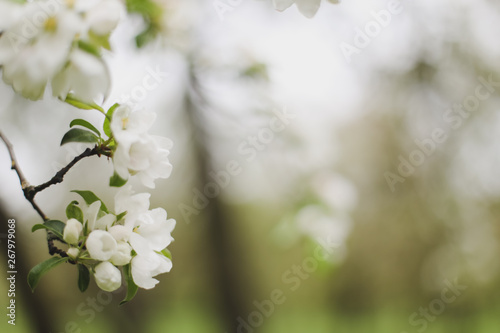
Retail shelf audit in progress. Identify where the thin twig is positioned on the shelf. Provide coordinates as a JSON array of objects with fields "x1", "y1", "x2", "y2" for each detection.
[
  {"x1": 0, "y1": 131, "x2": 29, "y2": 189},
  {"x1": 29, "y1": 147, "x2": 102, "y2": 196},
  {"x1": 0, "y1": 131, "x2": 48, "y2": 221},
  {"x1": 0, "y1": 130, "x2": 108, "y2": 260}
]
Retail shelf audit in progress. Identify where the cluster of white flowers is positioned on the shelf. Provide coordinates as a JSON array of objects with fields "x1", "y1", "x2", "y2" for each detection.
[
  {"x1": 63, "y1": 185, "x2": 175, "y2": 291},
  {"x1": 0, "y1": 0, "x2": 124, "y2": 102},
  {"x1": 272, "y1": 0, "x2": 339, "y2": 18},
  {"x1": 110, "y1": 104, "x2": 173, "y2": 188}
]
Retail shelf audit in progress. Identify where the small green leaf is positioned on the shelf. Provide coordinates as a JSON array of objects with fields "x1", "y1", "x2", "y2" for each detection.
[
  {"x1": 61, "y1": 128, "x2": 99, "y2": 146},
  {"x1": 240, "y1": 63, "x2": 269, "y2": 81},
  {"x1": 109, "y1": 172, "x2": 128, "y2": 187},
  {"x1": 72, "y1": 190, "x2": 109, "y2": 213},
  {"x1": 78, "y1": 40, "x2": 101, "y2": 57},
  {"x1": 135, "y1": 26, "x2": 157, "y2": 48},
  {"x1": 70, "y1": 119, "x2": 101, "y2": 137},
  {"x1": 64, "y1": 94, "x2": 104, "y2": 112},
  {"x1": 116, "y1": 211, "x2": 127, "y2": 222},
  {"x1": 88, "y1": 30, "x2": 111, "y2": 51},
  {"x1": 125, "y1": 0, "x2": 163, "y2": 48},
  {"x1": 77, "y1": 264, "x2": 90, "y2": 292},
  {"x1": 103, "y1": 103, "x2": 119, "y2": 137},
  {"x1": 66, "y1": 201, "x2": 84, "y2": 223},
  {"x1": 160, "y1": 248, "x2": 172, "y2": 260},
  {"x1": 32, "y1": 220, "x2": 66, "y2": 240},
  {"x1": 120, "y1": 264, "x2": 138, "y2": 306},
  {"x1": 28, "y1": 257, "x2": 69, "y2": 292}
]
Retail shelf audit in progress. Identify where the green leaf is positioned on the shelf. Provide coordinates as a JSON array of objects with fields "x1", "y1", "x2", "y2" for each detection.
[
  {"x1": 88, "y1": 30, "x2": 111, "y2": 51},
  {"x1": 64, "y1": 94, "x2": 104, "y2": 112},
  {"x1": 120, "y1": 264, "x2": 138, "y2": 305},
  {"x1": 125, "y1": 0, "x2": 163, "y2": 48},
  {"x1": 160, "y1": 248, "x2": 172, "y2": 260},
  {"x1": 28, "y1": 257, "x2": 69, "y2": 292},
  {"x1": 66, "y1": 201, "x2": 84, "y2": 223},
  {"x1": 61, "y1": 128, "x2": 99, "y2": 146},
  {"x1": 109, "y1": 172, "x2": 128, "y2": 187},
  {"x1": 78, "y1": 40, "x2": 101, "y2": 57},
  {"x1": 70, "y1": 119, "x2": 101, "y2": 137},
  {"x1": 32, "y1": 220, "x2": 66, "y2": 240},
  {"x1": 103, "y1": 103, "x2": 120, "y2": 137},
  {"x1": 77, "y1": 264, "x2": 90, "y2": 292},
  {"x1": 72, "y1": 190, "x2": 109, "y2": 213},
  {"x1": 116, "y1": 211, "x2": 127, "y2": 222},
  {"x1": 126, "y1": 0, "x2": 162, "y2": 17},
  {"x1": 135, "y1": 25, "x2": 157, "y2": 48},
  {"x1": 241, "y1": 63, "x2": 269, "y2": 81}
]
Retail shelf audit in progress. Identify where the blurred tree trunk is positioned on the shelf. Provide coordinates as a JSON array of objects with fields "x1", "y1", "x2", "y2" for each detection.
[
  {"x1": 0, "y1": 202, "x2": 57, "y2": 333},
  {"x1": 184, "y1": 66, "x2": 248, "y2": 332}
]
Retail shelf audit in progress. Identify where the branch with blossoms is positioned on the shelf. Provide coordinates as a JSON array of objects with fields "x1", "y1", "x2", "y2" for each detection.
[
  {"x1": 0, "y1": 0, "x2": 176, "y2": 304},
  {"x1": 1, "y1": 102, "x2": 175, "y2": 302}
]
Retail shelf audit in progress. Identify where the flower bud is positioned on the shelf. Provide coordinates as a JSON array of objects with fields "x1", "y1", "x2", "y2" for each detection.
[
  {"x1": 63, "y1": 218, "x2": 83, "y2": 245},
  {"x1": 94, "y1": 261, "x2": 121, "y2": 292},
  {"x1": 86, "y1": 230, "x2": 117, "y2": 261},
  {"x1": 67, "y1": 247, "x2": 80, "y2": 259},
  {"x1": 110, "y1": 242, "x2": 132, "y2": 266}
]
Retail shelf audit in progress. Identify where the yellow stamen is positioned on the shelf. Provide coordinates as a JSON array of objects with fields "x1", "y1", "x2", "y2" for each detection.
[
  {"x1": 44, "y1": 17, "x2": 58, "y2": 32},
  {"x1": 122, "y1": 117, "x2": 129, "y2": 130}
]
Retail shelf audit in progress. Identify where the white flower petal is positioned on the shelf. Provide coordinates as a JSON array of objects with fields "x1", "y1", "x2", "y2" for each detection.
[
  {"x1": 136, "y1": 211, "x2": 175, "y2": 251},
  {"x1": 52, "y1": 49, "x2": 110, "y2": 104},
  {"x1": 131, "y1": 252, "x2": 172, "y2": 289},
  {"x1": 67, "y1": 247, "x2": 80, "y2": 259},
  {"x1": 94, "y1": 261, "x2": 121, "y2": 292},
  {"x1": 273, "y1": 0, "x2": 295, "y2": 11},
  {"x1": 129, "y1": 232, "x2": 151, "y2": 256},
  {"x1": 85, "y1": 0, "x2": 125, "y2": 36},
  {"x1": 63, "y1": 219, "x2": 82, "y2": 245},
  {"x1": 295, "y1": 0, "x2": 322, "y2": 18},
  {"x1": 95, "y1": 214, "x2": 116, "y2": 231},
  {"x1": 110, "y1": 242, "x2": 132, "y2": 266},
  {"x1": 115, "y1": 185, "x2": 150, "y2": 215},
  {"x1": 86, "y1": 230, "x2": 117, "y2": 261},
  {"x1": 108, "y1": 225, "x2": 132, "y2": 242},
  {"x1": 85, "y1": 201, "x2": 102, "y2": 231}
]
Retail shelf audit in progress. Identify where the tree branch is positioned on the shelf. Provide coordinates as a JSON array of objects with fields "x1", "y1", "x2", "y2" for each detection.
[
  {"x1": 28, "y1": 146, "x2": 102, "y2": 197},
  {"x1": 0, "y1": 130, "x2": 29, "y2": 188},
  {"x1": 0, "y1": 131, "x2": 48, "y2": 221},
  {"x1": 0, "y1": 130, "x2": 108, "y2": 259}
]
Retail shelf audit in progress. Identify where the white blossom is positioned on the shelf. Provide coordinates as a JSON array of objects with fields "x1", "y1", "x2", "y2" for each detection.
[
  {"x1": 52, "y1": 49, "x2": 110, "y2": 104},
  {"x1": 272, "y1": 0, "x2": 333, "y2": 18},
  {"x1": 0, "y1": 1, "x2": 24, "y2": 32},
  {"x1": 0, "y1": 0, "x2": 123, "y2": 102},
  {"x1": 94, "y1": 261, "x2": 122, "y2": 292},
  {"x1": 128, "y1": 209, "x2": 175, "y2": 251},
  {"x1": 63, "y1": 218, "x2": 83, "y2": 245},
  {"x1": 127, "y1": 212, "x2": 175, "y2": 288},
  {"x1": 114, "y1": 185, "x2": 151, "y2": 217},
  {"x1": 131, "y1": 252, "x2": 172, "y2": 289},
  {"x1": 111, "y1": 105, "x2": 173, "y2": 188},
  {"x1": 110, "y1": 241, "x2": 132, "y2": 266},
  {"x1": 84, "y1": 0, "x2": 125, "y2": 36},
  {"x1": 113, "y1": 185, "x2": 176, "y2": 289},
  {"x1": 0, "y1": 2, "x2": 82, "y2": 100},
  {"x1": 85, "y1": 201, "x2": 116, "y2": 231},
  {"x1": 67, "y1": 247, "x2": 80, "y2": 259},
  {"x1": 86, "y1": 230, "x2": 117, "y2": 261}
]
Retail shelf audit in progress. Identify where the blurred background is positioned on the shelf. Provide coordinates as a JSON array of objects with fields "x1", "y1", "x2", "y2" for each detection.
[{"x1": 2, "y1": 0, "x2": 500, "y2": 332}]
